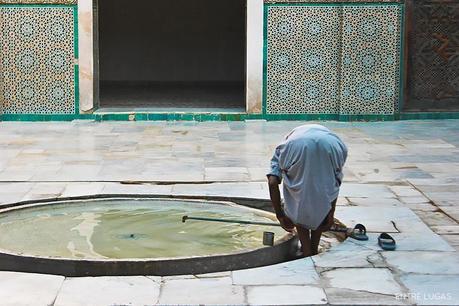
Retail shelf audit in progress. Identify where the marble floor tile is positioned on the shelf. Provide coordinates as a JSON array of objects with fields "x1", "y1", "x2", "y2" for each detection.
[
  {"x1": 339, "y1": 183, "x2": 395, "y2": 199},
  {"x1": 399, "y1": 195, "x2": 431, "y2": 204},
  {"x1": 54, "y1": 276, "x2": 160, "y2": 306},
  {"x1": 400, "y1": 274, "x2": 459, "y2": 305},
  {"x1": 54, "y1": 165, "x2": 103, "y2": 181},
  {"x1": 323, "y1": 268, "x2": 403, "y2": 296},
  {"x1": 0, "y1": 272, "x2": 64, "y2": 306},
  {"x1": 248, "y1": 167, "x2": 269, "y2": 181},
  {"x1": 101, "y1": 183, "x2": 173, "y2": 195},
  {"x1": 389, "y1": 185, "x2": 425, "y2": 197},
  {"x1": 0, "y1": 193, "x2": 28, "y2": 206},
  {"x1": 334, "y1": 207, "x2": 415, "y2": 233},
  {"x1": 171, "y1": 182, "x2": 266, "y2": 198},
  {"x1": 439, "y1": 206, "x2": 459, "y2": 222},
  {"x1": 246, "y1": 285, "x2": 327, "y2": 305},
  {"x1": 335, "y1": 231, "x2": 454, "y2": 252},
  {"x1": 204, "y1": 167, "x2": 250, "y2": 181},
  {"x1": 431, "y1": 225, "x2": 459, "y2": 235},
  {"x1": 416, "y1": 210, "x2": 458, "y2": 227},
  {"x1": 325, "y1": 287, "x2": 409, "y2": 305},
  {"x1": 405, "y1": 203, "x2": 439, "y2": 212},
  {"x1": 346, "y1": 197, "x2": 404, "y2": 207},
  {"x1": 0, "y1": 183, "x2": 34, "y2": 194},
  {"x1": 159, "y1": 277, "x2": 245, "y2": 305},
  {"x1": 0, "y1": 170, "x2": 34, "y2": 181},
  {"x1": 383, "y1": 251, "x2": 459, "y2": 274},
  {"x1": 232, "y1": 258, "x2": 319, "y2": 286},
  {"x1": 313, "y1": 250, "x2": 377, "y2": 268},
  {"x1": 441, "y1": 235, "x2": 459, "y2": 247},
  {"x1": 60, "y1": 183, "x2": 106, "y2": 197},
  {"x1": 25, "y1": 183, "x2": 66, "y2": 195}
]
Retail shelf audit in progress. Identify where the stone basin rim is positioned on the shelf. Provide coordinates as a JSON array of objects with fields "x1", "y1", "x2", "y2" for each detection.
[{"x1": 0, "y1": 195, "x2": 299, "y2": 276}]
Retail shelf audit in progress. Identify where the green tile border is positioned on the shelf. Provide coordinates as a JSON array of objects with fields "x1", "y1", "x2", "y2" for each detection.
[
  {"x1": 398, "y1": 112, "x2": 459, "y2": 120},
  {"x1": 73, "y1": 4, "x2": 78, "y2": 59},
  {"x1": 2, "y1": 112, "x2": 459, "y2": 122}
]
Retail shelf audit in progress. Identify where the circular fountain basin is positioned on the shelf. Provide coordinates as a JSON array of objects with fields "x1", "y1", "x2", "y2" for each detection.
[{"x1": 0, "y1": 198, "x2": 297, "y2": 276}]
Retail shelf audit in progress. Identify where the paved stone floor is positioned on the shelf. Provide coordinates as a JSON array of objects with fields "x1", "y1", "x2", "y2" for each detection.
[{"x1": 0, "y1": 119, "x2": 458, "y2": 305}]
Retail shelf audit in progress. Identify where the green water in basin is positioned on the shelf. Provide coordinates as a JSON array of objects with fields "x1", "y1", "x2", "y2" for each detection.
[{"x1": 0, "y1": 199, "x2": 285, "y2": 259}]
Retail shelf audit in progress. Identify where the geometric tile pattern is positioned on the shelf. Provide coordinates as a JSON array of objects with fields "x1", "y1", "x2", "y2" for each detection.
[
  {"x1": 339, "y1": 5, "x2": 402, "y2": 115},
  {"x1": 265, "y1": 4, "x2": 402, "y2": 115},
  {"x1": 0, "y1": 0, "x2": 76, "y2": 3},
  {"x1": 0, "y1": 7, "x2": 76, "y2": 114},
  {"x1": 266, "y1": 6, "x2": 341, "y2": 114}
]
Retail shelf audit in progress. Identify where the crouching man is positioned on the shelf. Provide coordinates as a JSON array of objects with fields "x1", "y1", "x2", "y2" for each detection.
[{"x1": 267, "y1": 124, "x2": 347, "y2": 257}]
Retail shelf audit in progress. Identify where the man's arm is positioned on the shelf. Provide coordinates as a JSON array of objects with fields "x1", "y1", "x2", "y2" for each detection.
[
  {"x1": 268, "y1": 175, "x2": 283, "y2": 216},
  {"x1": 268, "y1": 175, "x2": 294, "y2": 232}
]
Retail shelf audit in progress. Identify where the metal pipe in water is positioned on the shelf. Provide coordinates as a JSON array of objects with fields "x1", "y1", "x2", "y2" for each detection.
[{"x1": 182, "y1": 215, "x2": 280, "y2": 227}]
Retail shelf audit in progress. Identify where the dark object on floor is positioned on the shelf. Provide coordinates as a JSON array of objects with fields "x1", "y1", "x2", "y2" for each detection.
[
  {"x1": 329, "y1": 223, "x2": 369, "y2": 241},
  {"x1": 350, "y1": 223, "x2": 369, "y2": 241},
  {"x1": 378, "y1": 232, "x2": 396, "y2": 251}
]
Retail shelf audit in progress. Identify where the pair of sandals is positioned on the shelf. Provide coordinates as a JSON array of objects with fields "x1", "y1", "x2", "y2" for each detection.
[{"x1": 330, "y1": 223, "x2": 396, "y2": 251}]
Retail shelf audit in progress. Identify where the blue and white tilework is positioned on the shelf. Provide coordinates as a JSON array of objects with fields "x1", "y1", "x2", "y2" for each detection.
[
  {"x1": 0, "y1": 7, "x2": 76, "y2": 114},
  {"x1": 339, "y1": 5, "x2": 401, "y2": 115},
  {"x1": 266, "y1": 5, "x2": 402, "y2": 115},
  {"x1": 266, "y1": 6, "x2": 341, "y2": 114}
]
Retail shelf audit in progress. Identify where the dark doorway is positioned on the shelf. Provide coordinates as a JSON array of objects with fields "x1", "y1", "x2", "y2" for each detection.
[
  {"x1": 405, "y1": 0, "x2": 459, "y2": 112},
  {"x1": 98, "y1": 0, "x2": 246, "y2": 111}
]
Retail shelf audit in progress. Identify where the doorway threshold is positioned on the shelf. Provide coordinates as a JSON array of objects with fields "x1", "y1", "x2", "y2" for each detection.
[{"x1": 94, "y1": 107, "x2": 246, "y2": 114}]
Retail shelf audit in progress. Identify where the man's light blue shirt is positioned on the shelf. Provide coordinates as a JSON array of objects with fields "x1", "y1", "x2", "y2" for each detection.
[{"x1": 268, "y1": 124, "x2": 347, "y2": 230}]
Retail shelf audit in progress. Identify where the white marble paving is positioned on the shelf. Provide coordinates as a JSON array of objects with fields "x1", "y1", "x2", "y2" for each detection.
[
  {"x1": 0, "y1": 272, "x2": 64, "y2": 306},
  {"x1": 313, "y1": 250, "x2": 377, "y2": 268},
  {"x1": 431, "y1": 225, "x2": 459, "y2": 235},
  {"x1": 383, "y1": 251, "x2": 459, "y2": 274},
  {"x1": 158, "y1": 277, "x2": 245, "y2": 305},
  {"x1": 340, "y1": 232, "x2": 454, "y2": 252},
  {"x1": 0, "y1": 120, "x2": 458, "y2": 305},
  {"x1": 346, "y1": 197, "x2": 404, "y2": 207},
  {"x1": 334, "y1": 207, "x2": 415, "y2": 233},
  {"x1": 61, "y1": 183, "x2": 106, "y2": 198},
  {"x1": 246, "y1": 285, "x2": 327, "y2": 305},
  {"x1": 389, "y1": 185, "x2": 425, "y2": 197},
  {"x1": 324, "y1": 268, "x2": 403, "y2": 296},
  {"x1": 101, "y1": 183, "x2": 173, "y2": 195},
  {"x1": 54, "y1": 276, "x2": 160, "y2": 306},
  {"x1": 388, "y1": 232, "x2": 455, "y2": 252},
  {"x1": 400, "y1": 274, "x2": 459, "y2": 305},
  {"x1": 324, "y1": 287, "x2": 409, "y2": 305},
  {"x1": 232, "y1": 258, "x2": 319, "y2": 286}
]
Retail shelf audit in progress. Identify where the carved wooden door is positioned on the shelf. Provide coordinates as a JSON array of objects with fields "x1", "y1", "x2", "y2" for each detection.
[{"x1": 405, "y1": 0, "x2": 459, "y2": 111}]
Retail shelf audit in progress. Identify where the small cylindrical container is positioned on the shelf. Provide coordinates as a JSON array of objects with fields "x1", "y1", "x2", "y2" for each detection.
[{"x1": 263, "y1": 231, "x2": 275, "y2": 246}]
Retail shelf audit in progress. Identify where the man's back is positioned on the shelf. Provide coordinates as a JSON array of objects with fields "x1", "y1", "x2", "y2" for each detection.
[{"x1": 272, "y1": 124, "x2": 347, "y2": 229}]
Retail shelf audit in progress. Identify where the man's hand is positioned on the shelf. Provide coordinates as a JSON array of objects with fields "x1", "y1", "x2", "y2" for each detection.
[{"x1": 277, "y1": 214, "x2": 295, "y2": 232}]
